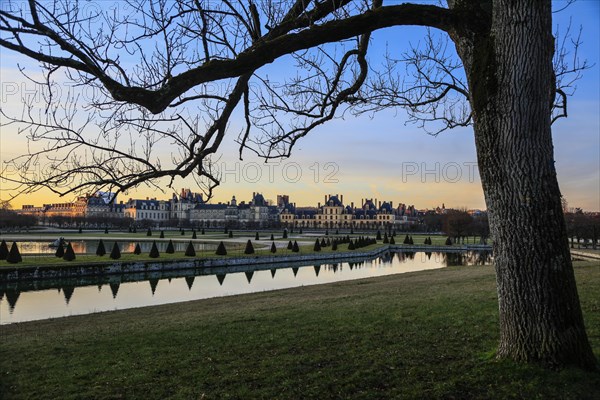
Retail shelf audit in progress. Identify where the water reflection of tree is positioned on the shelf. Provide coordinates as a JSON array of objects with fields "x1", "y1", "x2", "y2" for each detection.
[{"x1": 443, "y1": 251, "x2": 493, "y2": 267}]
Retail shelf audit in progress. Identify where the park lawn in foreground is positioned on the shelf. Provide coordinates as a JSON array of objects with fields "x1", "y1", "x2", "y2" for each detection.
[{"x1": 0, "y1": 260, "x2": 598, "y2": 399}]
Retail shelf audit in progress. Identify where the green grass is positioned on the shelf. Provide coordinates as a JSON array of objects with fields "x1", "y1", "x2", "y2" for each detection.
[
  {"x1": 1, "y1": 261, "x2": 598, "y2": 399},
  {"x1": 0, "y1": 242, "x2": 387, "y2": 269}
]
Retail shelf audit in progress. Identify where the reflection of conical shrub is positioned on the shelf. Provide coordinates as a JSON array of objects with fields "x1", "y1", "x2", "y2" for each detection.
[
  {"x1": 292, "y1": 241, "x2": 299, "y2": 252},
  {"x1": 166, "y1": 239, "x2": 175, "y2": 254},
  {"x1": 292, "y1": 267, "x2": 299, "y2": 276},
  {"x1": 185, "y1": 276, "x2": 195, "y2": 290},
  {"x1": 287, "y1": 240, "x2": 293, "y2": 250},
  {"x1": 63, "y1": 243, "x2": 76, "y2": 261},
  {"x1": 270, "y1": 268, "x2": 276, "y2": 278},
  {"x1": 314, "y1": 265, "x2": 321, "y2": 277},
  {"x1": 185, "y1": 241, "x2": 196, "y2": 257},
  {"x1": 245, "y1": 271, "x2": 254, "y2": 283},
  {"x1": 216, "y1": 241, "x2": 227, "y2": 256},
  {"x1": 55, "y1": 243, "x2": 65, "y2": 258},
  {"x1": 6, "y1": 289, "x2": 20, "y2": 313},
  {"x1": 244, "y1": 240, "x2": 255, "y2": 255},
  {"x1": 109, "y1": 282, "x2": 120, "y2": 298},
  {"x1": 133, "y1": 243, "x2": 142, "y2": 255},
  {"x1": 216, "y1": 273, "x2": 226, "y2": 285},
  {"x1": 110, "y1": 242, "x2": 121, "y2": 259},
  {"x1": 0, "y1": 240, "x2": 9, "y2": 260},
  {"x1": 270, "y1": 242, "x2": 277, "y2": 253},
  {"x1": 149, "y1": 278, "x2": 159, "y2": 295},
  {"x1": 62, "y1": 286, "x2": 75, "y2": 304},
  {"x1": 149, "y1": 241, "x2": 160, "y2": 258},
  {"x1": 96, "y1": 239, "x2": 106, "y2": 256}
]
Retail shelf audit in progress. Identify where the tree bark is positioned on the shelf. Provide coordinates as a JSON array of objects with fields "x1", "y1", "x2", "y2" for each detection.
[{"x1": 455, "y1": 0, "x2": 597, "y2": 369}]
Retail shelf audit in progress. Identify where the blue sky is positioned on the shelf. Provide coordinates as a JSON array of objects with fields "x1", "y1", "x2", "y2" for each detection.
[{"x1": 0, "y1": 1, "x2": 598, "y2": 211}]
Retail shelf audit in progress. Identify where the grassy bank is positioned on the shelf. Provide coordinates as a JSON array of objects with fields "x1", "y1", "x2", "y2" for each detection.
[
  {"x1": 1, "y1": 261, "x2": 598, "y2": 399},
  {"x1": 0, "y1": 242, "x2": 388, "y2": 270}
]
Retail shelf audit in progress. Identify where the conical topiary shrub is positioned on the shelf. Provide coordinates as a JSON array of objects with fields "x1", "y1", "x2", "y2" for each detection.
[
  {"x1": 6, "y1": 242, "x2": 22, "y2": 263},
  {"x1": 445, "y1": 237, "x2": 453, "y2": 246},
  {"x1": 320, "y1": 238, "x2": 327, "y2": 248},
  {"x1": 133, "y1": 226, "x2": 137, "y2": 233},
  {"x1": 332, "y1": 241, "x2": 338, "y2": 251},
  {"x1": 63, "y1": 242, "x2": 76, "y2": 261},
  {"x1": 270, "y1": 234, "x2": 274, "y2": 241},
  {"x1": 149, "y1": 241, "x2": 160, "y2": 258},
  {"x1": 147, "y1": 228, "x2": 152, "y2": 237},
  {"x1": 228, "y1": 231, "x2": 233, "y2": 238},
  {"x1": 201, "y1": 228, "x2": 205, "y2": 235},
  {"x1": 160, "y1": 230, "x2": 165, "y2": 238},
  {"x1": 270, "y1": 242, "x2": 277, "y2": 253},
  {"x1": 244, "y1": 240, "x2": 255, "y2": 255},
  {"x1": 133, "y1": 243, "x2": 142, "y2": 255},
  {"x1": 409, "y1": 236, "x2": 414, "y2": 245},
  {"x1": 78, "y1": 227, "x2": 83, "y2": 234},
  {"x1": 376, "y1": 230, "x2": 382, "y2": 240},
  {"x1": 96, "y1": 239, "x2": 106, "y2": 256},
  {"x1": 404, "y1": 234, "x2": 410, "y2": 244},
  {"x1": 390, "y1": 236, "x2": 396, "y2": 245},
  {"x1": 216, "y1": 241, "x2": 227, "y2": 256},
  {"x1": 55, "y1": 243, "x2": 65, "y2": 258},
  {"x1": 348, "y1": 241, "x2": 355, "y2": 250},
  {"x1": 424, "y1": 237, "x2": 429, "y2": 245},
  {"x1": 181, "y1": 229, "x2": 185, "y2": 235},
  {"x1": 383, "y1": 233, "x2": 389, "y2": 244},
  {"x1": 166, "y1": 239, "x2": 175, "y2": 254},
  {"x1": 287, "y1": 240, "x2": 293, "y2": 250},
  {"x1": 104, "y1": 228, "x2": 109, "y2": 234},
  {"x1": 292, "y1": 241, "x2": 300, "y2": 253},
  {"x1": 192, "y1": 230, "x2": 197, "y2": 239},
  {"x1": 185, "y1": 241, "x2": 196, "y2": 257},
  {"x1": 255, "y1": 232, "x2": 260, "y2": 240},
  {"x1": 314, "y1": 239, "x2": 321, "y2": 252},
  {"x1": 110, "y1": 242, "x2": 121, "y2": 259},
  {"x1": 0, "y1": 240, "x2": 9, "y2": 260},
  {"x1": 283, "y1": 230, "x2": 288, "y2": 239}
]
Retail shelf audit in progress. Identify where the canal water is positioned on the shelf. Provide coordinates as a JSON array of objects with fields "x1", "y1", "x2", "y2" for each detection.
[
  {"x1": 0, "y1": 251, "x2": 491, "y2": 324},
  {"x1": 12, "y1": 240, "x2": 221, "y2": 255}
]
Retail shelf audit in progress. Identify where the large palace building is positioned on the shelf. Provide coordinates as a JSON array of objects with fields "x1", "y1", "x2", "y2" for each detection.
[{"x1": 19, "y1": 190, "x2": 446, "y2": 229}]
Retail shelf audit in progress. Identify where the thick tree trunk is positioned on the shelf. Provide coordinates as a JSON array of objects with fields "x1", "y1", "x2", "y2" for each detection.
[{"x1": 456, "y1": 0, "x2": 597, "y2": 369}]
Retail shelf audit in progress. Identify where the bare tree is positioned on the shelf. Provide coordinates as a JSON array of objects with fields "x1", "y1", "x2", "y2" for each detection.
[{"x1": 0, "y1": 0, "x2": 596, "y2": 369}]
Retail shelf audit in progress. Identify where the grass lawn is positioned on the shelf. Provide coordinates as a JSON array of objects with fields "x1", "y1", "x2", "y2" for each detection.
[
  {"x1": 1, "y1": 261, "x2": 598, "y2": 399},
  {"x1": 0, "y1": 241, "x2": 387, "y2": 269}
]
